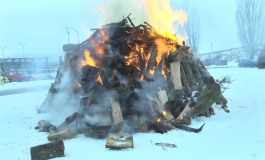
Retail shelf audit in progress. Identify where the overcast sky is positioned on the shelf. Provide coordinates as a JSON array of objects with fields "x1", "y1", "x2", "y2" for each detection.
[{"x1": 0, "y1": 0, "x2": 238, "y2": 59}]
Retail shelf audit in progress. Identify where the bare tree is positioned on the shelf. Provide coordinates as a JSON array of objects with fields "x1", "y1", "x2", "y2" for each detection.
[
  {"x1": 185, "y1": 10, "x2": 200, "y2": 56},
  {"x1": 236, "y1": 0, "x2": 265, "y2": 59}
]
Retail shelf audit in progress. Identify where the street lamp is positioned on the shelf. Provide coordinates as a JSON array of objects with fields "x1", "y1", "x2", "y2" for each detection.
[
  {"x1": 66, "y1": 29, "x2": 70, "y2": 44},
  {"x1": 0, "y1": 46, "x2": 6, "y2": 69},
  {"x1": 65, "y1": 27, "x2": 79, "y2": 44},
  {"x1": 19, "y1": 42, "x2": 27, "y2": 58},
  {"x1": 0, "y1": 45, "x2": 6, "y2": 59}
]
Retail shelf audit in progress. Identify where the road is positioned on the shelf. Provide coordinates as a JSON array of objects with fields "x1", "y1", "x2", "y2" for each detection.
[{"x1": 0, "y1": 83, "x2": 51, "y2": 96}]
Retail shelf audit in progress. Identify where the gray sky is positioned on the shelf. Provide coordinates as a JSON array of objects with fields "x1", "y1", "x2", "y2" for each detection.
[{"x1": 0, "y1": 0, "x2": 238, "y2": 59}]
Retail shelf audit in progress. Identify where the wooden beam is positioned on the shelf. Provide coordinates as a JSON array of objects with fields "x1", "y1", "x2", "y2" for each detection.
[
  {"x1": 30, "y1": 140, "x2": 65, "y2": 160},
  {"x1": 157, "y1": 89, "x2": 168, "y2": 105},
  {"x1": 147, "y1": 49, "x2": 158, "y2": 71},
  {"x1": 170, "y1": 61, "x2": 183, "y2": 90},
  {"x1": 105, "y1": 134, "x2": 133, "y2": 149},
  {"x1": 110, "y1": 94, "x2": 123, "y2": 125}
]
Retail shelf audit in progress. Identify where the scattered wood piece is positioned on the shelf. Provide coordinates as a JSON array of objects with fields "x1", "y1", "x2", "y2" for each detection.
[
  {"x1": 30, "y1": 140, "x2": 65, "y2": 160},
  {"x1": 35, "y1": 120, "x2": 57, "y2": 133},
  {"x1": 105, "y1": 134, "x2": 133, "y2": 149},
  {"x1": 47, "y1": 127, "x2": 75, "y2": 141},
  {"x1": 172, "y1": 123, "x2": 205, "y2": 133},
  {"x1": 152, "y1": 118, "x2": 174, "y2": 134},
  {"x1": 155, "y1": 142, "x2": 177, "y2": 150}
]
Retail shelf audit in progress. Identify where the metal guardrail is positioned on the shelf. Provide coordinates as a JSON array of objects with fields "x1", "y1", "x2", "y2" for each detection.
[{"x1": 198, "y1": 43, "x2": 265, "y2": 61}]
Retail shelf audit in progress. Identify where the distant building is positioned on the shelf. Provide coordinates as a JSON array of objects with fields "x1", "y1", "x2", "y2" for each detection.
[{"x1": 0, "y1": 57, "x2": 49, "y2": 71}]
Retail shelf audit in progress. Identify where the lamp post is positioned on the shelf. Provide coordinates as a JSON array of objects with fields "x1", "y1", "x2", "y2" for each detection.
[
  {"x1": 0, "y1": 45, "x2": 6, "y2": 59},
  {"x1": 65, "y1": 27, "x2": 79, "y2": 44},
  {"x1": 0, "y1": 46, "x2": 6, "y2": 69},
  {"x1": 19, "y1": 42, "x2": 27, "y2": 58},
  {"x1": 66, "y1": 29, "x2": 70, "y2": 44}
]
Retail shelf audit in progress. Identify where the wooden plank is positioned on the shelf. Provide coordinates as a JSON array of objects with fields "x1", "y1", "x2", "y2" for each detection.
[
  {"x1": 155, "y1": 142, "x2": 178, "y2": 149},
  {"x1": 105, "y1": 134, "x2": 133, "y2": 149},
  {"x1": 197, "y1": 59, "x2": 211, "y2": 82},
  {"x1": 148, "y1": 100, "x2": 163, "y2": 113},
  {"x1": 147, "y1": 49, "x2": 158, "y2": 70},
  {"x1": 153, "y1": 118, "x2": 174, "y2": 133},
  {"x1": 170, "y1": 62, "x2": 182, "y2": 90},
  {"x1": 190, "y1": 59, "x2": 205, "y2": 91},
  {"x1": 180, "y1": 63, "x2": 192, "y2": 95},
  {"x1": 181, "y1": 62, "x2": 198, "y2": 91},
  {"x1": 157, "y1": 89, "x2": 168, "y2": 105},
  {"x1": 35, "y1": 120, "x2": 57, "y2": 133},
  {"x1": 177, "y1": 103, "x2": 192, "y2": 120},
  {"x1": 110, "y1": 95, "x2": 123, "y2": 125},
  {"x1": 47, "y1": 127, "x2": 75, "y2": 141},
  {"x1": 30, "y1": 140, "x2": 65, "y2": 160},
  {"x1": 148, "y1": 94, "x2": 174, "y2": 121},
  {"x1": 162, "y1": 109, "x2": 175, "y2": 122}
]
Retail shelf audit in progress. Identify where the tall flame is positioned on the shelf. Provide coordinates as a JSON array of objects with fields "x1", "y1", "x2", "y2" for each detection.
[
  {"x1": 144, "y1": 0, "x2": 188, "y2": 42},
  {"x1": 143, "y1": 0, "x2": 188, "y2": 65},
  {"x1": 96, "y1": 0, "x2": 189, "y2": 79}
]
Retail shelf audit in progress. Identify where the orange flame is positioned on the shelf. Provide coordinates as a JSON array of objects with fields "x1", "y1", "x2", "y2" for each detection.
[
  {"x1": 156, "y1": 117, "x2": 162, "y2": 123},
  {"x1": 99, "y1": 29, "x2": 109, "y2": 42},
  {"x1": 95, "y1": 0, "x2": 189, "y2": 81},
  {"x1": 154, "y1": 38, "x2": 170, "y2": 63},
  {"x1": 82, "y1": 50, "x2": 97, "y2": 67},
  {"x1": 149, "y1": 69, "x2": 155, "y2": 75},
  {"x1": 95, "y1": 46, "x2": 105, "y2": 55},
  {"x1": 162, "y1": 70, "x2": 167, "y2": 79},
  {"x1": 96, "y1": 74, "x2": 103, "y2": 85},
  {"x1": 144, "y1": 0, "x2": 188, "y2": 43}
]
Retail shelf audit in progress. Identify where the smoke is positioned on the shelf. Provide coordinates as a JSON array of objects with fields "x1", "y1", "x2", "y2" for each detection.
[
  {"x1": 38, "y1": 64, "x2": 82, "y2": 124},
  {"x1": 39, "y1": 0, "x2": 189, "y2": 134},
  {"x1": 97, "y1": 0, "x2": 188, "y2": 43},
  {"x1": 98, "y1": 0, "x2": 147, "y2": 25},
  {"x1": 131, "y1": 73, "x2": 167, "y2": 122}
]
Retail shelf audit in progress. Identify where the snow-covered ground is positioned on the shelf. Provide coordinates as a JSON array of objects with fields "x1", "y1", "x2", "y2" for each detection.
[
  {"x1": 0, "y1": 67, "x2": 265, "y2": 160},
  {"x1": 0, "y1": 79, "x2": 54, "y2": 96},
  {"x1": 0, "y1": 80, "x2": 53, "y2": 91}
]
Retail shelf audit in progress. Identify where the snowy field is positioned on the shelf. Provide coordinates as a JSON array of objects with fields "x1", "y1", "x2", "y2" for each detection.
[{"x1": 0, "y1": 67, "x2": 265, "y2": 160}]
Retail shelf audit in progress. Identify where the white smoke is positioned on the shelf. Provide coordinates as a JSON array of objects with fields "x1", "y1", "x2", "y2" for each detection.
[
  {"x1": 39, "y1": 64, "x2": 82, "y2": 125},
  {"x1": 97, "y1": 0, "x2": 147, "y2": 25}
]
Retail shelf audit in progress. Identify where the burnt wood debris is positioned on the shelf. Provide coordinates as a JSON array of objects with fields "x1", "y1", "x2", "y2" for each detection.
[
  {"x1": 37, "y1": 14, "x2": 229, "y2": 141},
  {"x1": 30, "y1": 140, "x2": 65, "y2": 160}
]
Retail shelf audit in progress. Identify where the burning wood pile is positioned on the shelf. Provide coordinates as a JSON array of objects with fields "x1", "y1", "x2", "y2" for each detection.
[{"x1": 38, "y1": 14, "x2": 229, "y2": 140}]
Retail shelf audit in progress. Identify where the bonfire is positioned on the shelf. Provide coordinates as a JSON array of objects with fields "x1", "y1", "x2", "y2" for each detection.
[{"x1": 36, "y1": 14, "x2": 228, "y2": 141}]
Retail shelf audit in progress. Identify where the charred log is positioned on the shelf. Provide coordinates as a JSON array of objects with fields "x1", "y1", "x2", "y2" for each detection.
[{"x1": 30, "y1": 140, "x2": 65, "y2": 160}]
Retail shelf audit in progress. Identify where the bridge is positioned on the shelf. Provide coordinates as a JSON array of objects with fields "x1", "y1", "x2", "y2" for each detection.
[{"x1": 198, "y1": 43, "x2": 265, "y2": 61}]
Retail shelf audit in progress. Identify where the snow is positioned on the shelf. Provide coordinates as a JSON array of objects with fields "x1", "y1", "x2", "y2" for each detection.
[
  {"x1": 0, "y1": 79, "x2": 53, "y2": 91},
  {"x1": 1, "y1": 67, "x2": 265, "y2": 160}
]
